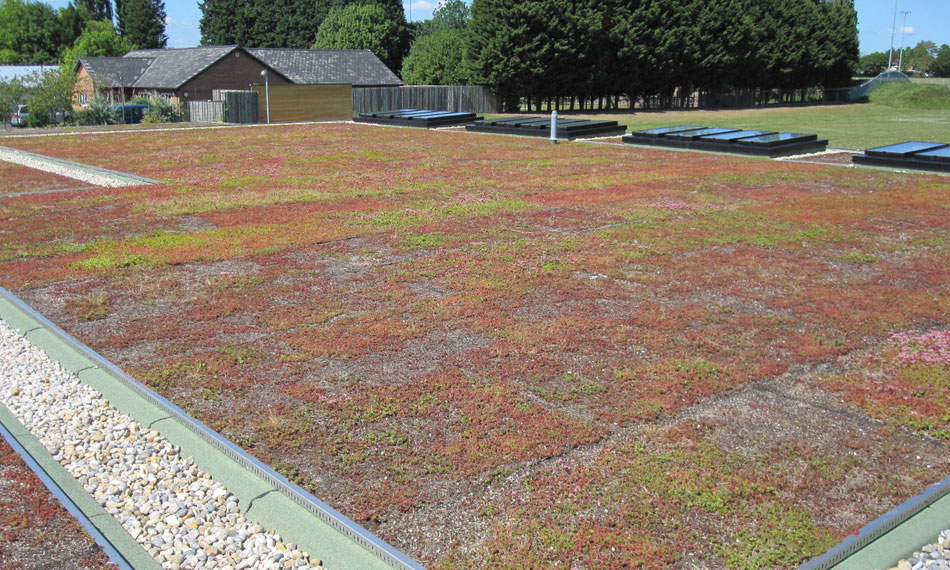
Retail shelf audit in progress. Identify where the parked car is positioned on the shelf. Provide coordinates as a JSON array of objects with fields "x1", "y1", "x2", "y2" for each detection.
[{"x1": 10, "y1": 104, "x2": 29, "y2": 127}]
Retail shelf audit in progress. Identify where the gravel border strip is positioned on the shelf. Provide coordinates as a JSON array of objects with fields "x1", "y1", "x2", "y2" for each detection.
[
  {"x1": 888, "y1": 530, "x2": 950, "y2": 570},
  {"x1": 0, "y1": 146, "x2": 162, "y2": 187},
  {"x1": 0, "y1": 286, "x2": 424, "y2": 570},
  {"x1": 0, "y1": 409, "x2": 133, "y2": 569},
  {"x1": 0, "y1": 317, "x2": 324, "y2": 570}
]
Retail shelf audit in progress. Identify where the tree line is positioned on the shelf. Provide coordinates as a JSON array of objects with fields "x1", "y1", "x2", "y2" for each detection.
[
  {"x1": 857, "y1": 41, "x2": 950, "y2": 78},
  {"x1": 4, "y1": 0, "x2": 864, "y2": 115},
  {"x1": 464, "y1": 0, "x2": 859, "y2": 111},
  {"x1": 199, "y1": 0, "x2": 410, "y2": 72},
  {"x1": 0, "y1": 0, "x2": 166, "y2": 64},
  {"x1": 200, "y1": 0, "x2": 859, "y2": 112}
]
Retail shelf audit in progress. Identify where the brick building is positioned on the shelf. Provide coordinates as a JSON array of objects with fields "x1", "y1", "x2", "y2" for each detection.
[{"x1": 74, "y1": 45, "x2": 402, "y2": 114}]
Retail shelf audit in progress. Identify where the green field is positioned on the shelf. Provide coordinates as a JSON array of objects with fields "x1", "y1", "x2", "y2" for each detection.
[
  {"x1": 911, "y1": 77, "x2": 950, "y2": 86},
  {"x1": 568, "y1": 104, "x2": 947, "y2": 149},
  {"x1": 545, "y1": 83, "x2": 950, "y2": 150}
]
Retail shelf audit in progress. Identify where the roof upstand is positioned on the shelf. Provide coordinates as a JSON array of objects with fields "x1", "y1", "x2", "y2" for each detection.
[
  {"x1": 465, "y1": 116, "x2": 627, "y2": 140},
  {"x1": 853, "y1": 141, "x2": 950, "y2": 173},
  {"x1": 354, "y1": 109, "x2": 482, "y2": 128},
  {"x1": 623, "y1": 126, "x2": 828, "y2": 158}
]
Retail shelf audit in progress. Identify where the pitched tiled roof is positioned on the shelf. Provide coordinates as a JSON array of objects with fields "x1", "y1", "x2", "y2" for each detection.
[
  {"x1": 246, "y1": 48, "x2": 402, "y2": 86},
  {"x1": 79, "y1": 57, "x2": 154, "y2": 87},
  {"x1": 79, "y1": 46, "x2": 401, "y2": 90},
  {"x1": 123, "y1": 45, "x2": 243, "y2": 89}
]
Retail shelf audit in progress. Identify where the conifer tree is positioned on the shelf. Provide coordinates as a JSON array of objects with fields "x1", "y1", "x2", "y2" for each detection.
[{"x1": 116, "y1": 0, "x2": 167, "y2": 49}]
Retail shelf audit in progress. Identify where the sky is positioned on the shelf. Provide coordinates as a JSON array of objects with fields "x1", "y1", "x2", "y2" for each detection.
[
  {"x1": 44, "y1": 0, "x2": 950, "y2": 55},
  {"x1": 855, "y1": 0, "x2": 950, "y2": 54}
]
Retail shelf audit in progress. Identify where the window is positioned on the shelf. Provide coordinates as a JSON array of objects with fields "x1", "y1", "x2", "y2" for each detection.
[
  {"x1": 160, "y1": 93, "x2": 172, "y2": 104},
  {"x1": 79, "y1": 92, "x2": 87, "y2": 106}
]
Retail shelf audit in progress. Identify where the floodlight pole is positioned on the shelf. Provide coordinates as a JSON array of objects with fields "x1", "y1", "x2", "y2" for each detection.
[
  {"x1": 887, "y1": 0, "x2": 899, "y2": 71},
  {"x1": 260, "y1": 69, "x2": 270, "y2": 124},
  {"x1": 898, "y1": 11, "x2": 911, "y2": 73}
]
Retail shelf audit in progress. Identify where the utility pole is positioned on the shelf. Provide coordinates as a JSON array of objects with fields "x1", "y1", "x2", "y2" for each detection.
[
  {"x1": 898, "y1": 10, "x2": 911, "y2": 73},
  {"x1": 887, "y1": 0, "x2": 899, "y2": 71}
]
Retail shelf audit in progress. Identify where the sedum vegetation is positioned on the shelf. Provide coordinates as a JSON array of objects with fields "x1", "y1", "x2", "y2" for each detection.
[{"x1": 1, "y1": 124, "x2": 948, "y2": 569}]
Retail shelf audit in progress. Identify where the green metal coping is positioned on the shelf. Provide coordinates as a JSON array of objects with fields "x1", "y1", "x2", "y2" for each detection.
[
  {"x1": 800, "y1": 474, "x2": 950, "y2": 570},
  {"x1": 833, "y1": 489, "x2": 950, "y2": 569},
  {"x1": 0, "y1": 288, "x2": 424, "y2": 570}
]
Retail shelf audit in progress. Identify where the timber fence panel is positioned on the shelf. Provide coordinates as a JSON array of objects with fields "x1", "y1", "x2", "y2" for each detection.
[
  {"x1": 219, "y1": 91, "x2": 258, "y2": 123},
  {"x1": 188, "y1": 100, "x2": 224, "y2": 123},
  {"x1": 353, "y1": 86, "x2": 499, "y2": 114}
]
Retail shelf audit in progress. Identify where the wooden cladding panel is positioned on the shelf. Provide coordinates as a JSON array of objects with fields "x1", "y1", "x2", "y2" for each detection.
[{"x1": 251, "y1": 84, "x2": 353, "y2": 123}]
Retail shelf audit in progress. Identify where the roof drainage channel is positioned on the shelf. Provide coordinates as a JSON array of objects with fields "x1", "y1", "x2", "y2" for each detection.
[
  {"x1": 0, "y1": 286, "x2": 424, "y2": 570},
  {"x1": 0, "y1": 146, "x2": 162, "y2": 187},
  {"x1": 800, "y1": 474, "x2": 950, "y2": 570}
]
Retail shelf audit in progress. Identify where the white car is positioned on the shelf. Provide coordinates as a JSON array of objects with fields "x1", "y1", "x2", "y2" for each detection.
[{"x1": 10, "y1": 104, "x2": 29, "y2": 127}]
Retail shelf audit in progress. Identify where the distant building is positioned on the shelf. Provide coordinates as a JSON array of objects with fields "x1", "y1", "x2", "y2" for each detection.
[
  {"x1": 74, "y1": 45, "x2": 402, "y2": 110},
  {"x1": 0, "y1": 65, "x2": 57, "y2": 82}
]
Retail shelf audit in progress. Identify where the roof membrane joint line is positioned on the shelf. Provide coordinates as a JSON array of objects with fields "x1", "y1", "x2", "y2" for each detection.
[
  {"x1": 148, "y1": 416, "x2": 176, "y2": 429},
  {"x1": 247, "y1": 489, "x2": 278, "y2": 512}
]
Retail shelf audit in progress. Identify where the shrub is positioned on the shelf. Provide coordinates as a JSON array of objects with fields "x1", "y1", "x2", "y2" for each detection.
[
  {"x1": 142, "y1": 91, "x2": 179, "y2": 124},
  {"x1": 75, "y1": 95, "x2": 120, "y2": 125}
]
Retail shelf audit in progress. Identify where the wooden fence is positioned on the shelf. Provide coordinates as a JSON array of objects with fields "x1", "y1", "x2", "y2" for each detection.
[
  {"x1": 188, "y1": 100, "x2": 224, "y2": 123},
  {"x1": 212, "y1": 90, "x2": 258, "y2": 123},
  {"x1": 353, "y1": 86, "x2": 499, "y2": 114},
  {"x1": 250, "y1": 84, "x2": 352, "y2": 123}
]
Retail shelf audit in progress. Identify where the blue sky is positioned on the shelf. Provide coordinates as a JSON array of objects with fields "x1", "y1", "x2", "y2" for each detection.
[
  {"x1": 855, "y1": 0, "x2": 950, "y2": 54},
  {"x1": 45, "y1": 0, "x2": 950, "y2": 55}
]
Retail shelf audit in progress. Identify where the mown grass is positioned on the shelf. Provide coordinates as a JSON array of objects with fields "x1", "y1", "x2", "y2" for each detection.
[
  {"x1": 550, "y1": 83, "x2": 950, "y2": 149},
  {"x1": 869, "y1": 81, "x2": 950, "y2": 110}
]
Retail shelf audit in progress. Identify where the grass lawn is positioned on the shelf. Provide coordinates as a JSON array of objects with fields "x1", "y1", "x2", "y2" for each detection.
[
  {"x1": 563, "y1": 102, "x2": 950, "y2": 149},
  {"x1": 1, "y1": 122, "x2": 949, "y2": 569}
]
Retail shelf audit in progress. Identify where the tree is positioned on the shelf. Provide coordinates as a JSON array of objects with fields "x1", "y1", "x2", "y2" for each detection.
[
  {"x1": 61, "y1": 19, "x2": 133, "y2": 70},
  {"x1": 77, "y1": 0, "x2": 112, "y2": 20},
  {"x1": 0, "y1": 71, "x2": 31, "y2": 114},
  {"x1": 401, "y1": 0, "x2": 470, "y2": 85},
  {"x1": 199, "y1": 0, "x2": 404, "y2": 50},
  {"x1": 313, "y1": 3, "x2": 402, "y2": 72},
  {"x1": 467, "y1": 0, "x2": 571, "y2": 111},
  {"x1": 414, "y1": 0, "x2": 468, "y2": 37},
  {"x1": 933, "y1": 44, "x2": 950, "y2": 78},
  {"x1": 199, "y1": 0, "x2": 249, "y2": 45},
  {"x1": 817, "y1": 0, "x2": 859, "y2": 87},
  {"x1": 402, "y1": 27, "x2": 467, "y2": 85},
  {"x1": 0, "y1": 0, "x2": 62, "y2": 64},
  {"x1": 58, "y1": 2, "x2": 98, "y2": 51},
  {"x1": 244, "y1": 0, "x2": 323, "y2": 48},
  {"x1": 116, "y1": 0, "x2": 167, "y2": 49},
  {"x1": 857, "y1": 51, "x2": 888, "y2": 76},
  {"x1": 25, "y1": 66, "x2": 75, "y2": 126},
  {"x1": 903, "y1": 40, "x2": 937, "y2": 74}
]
